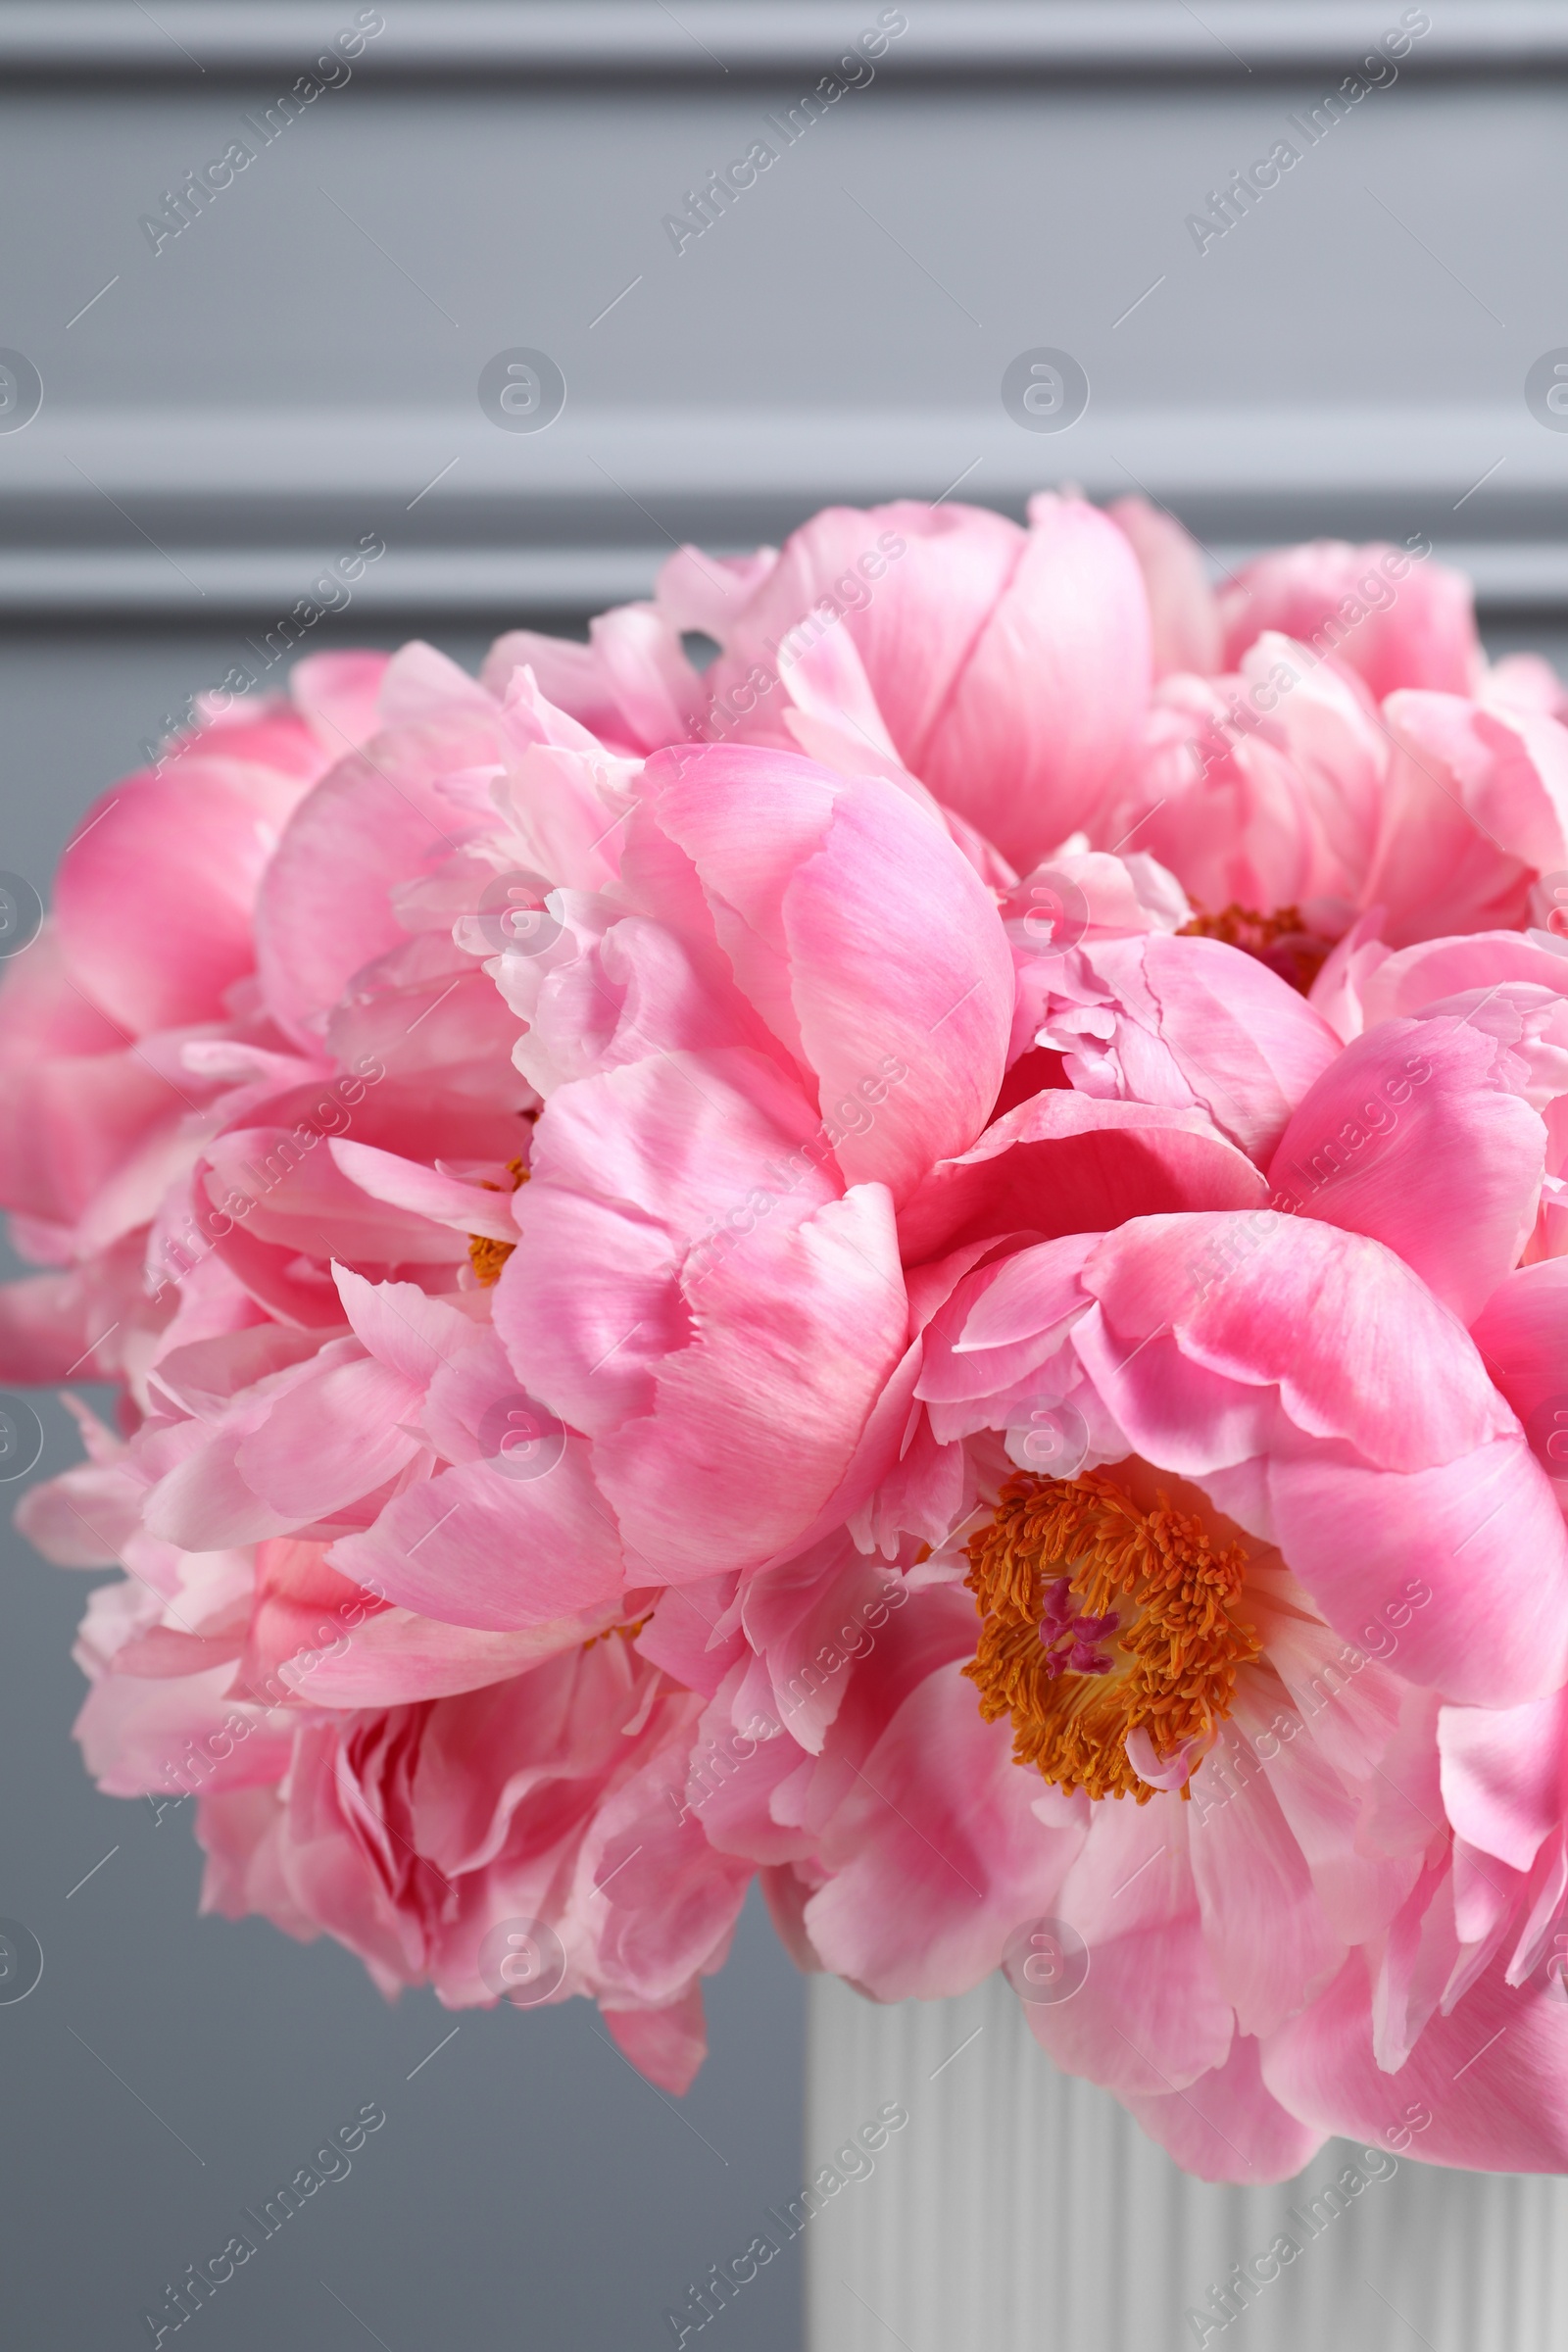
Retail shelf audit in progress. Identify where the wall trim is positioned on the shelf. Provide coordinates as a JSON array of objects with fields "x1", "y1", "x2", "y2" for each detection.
[
  {"x1": 0, "y1": 401, "x2": 1564, "y2": 616},
  {"x1": 1, "y1": 540, "x2": 1564, "y2": 624},
  {"x1": 3, "y1": 3, "x2": 1568, "y2": 85}
]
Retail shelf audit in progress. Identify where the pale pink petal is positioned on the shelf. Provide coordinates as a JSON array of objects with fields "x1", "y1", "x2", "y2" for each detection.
[
  {"x1": 289, "y1": 649, "x2": 392, "y2": 754},
  {"x1": 1107, "y1": 495, "x2": 1223, "y2": 676},
  {"x1": 602, "y1": 1988, "x2": 710, "y2": 2095},
  {"x1": 328, "y1": 1141, "x2": 520, "y2": 1242},
  {"x1": 1264, "y1": 1950, "x2": 1568, "y2": 2171},
  {"x1": 806, "y1": 1660, "x2": 1079, "y2": 1999},
  {"x1": 1267, "y1": 1015, "x2": 1545, "y2": 1321},
  {"x1": 1026, "y1": 1795, "x2": 1234, "y2": 2096},
  {"x1": 1220, "y1": 541, "x2": 1479, "y2": 701},
  {"x1": 1123, "y1": 2034, "x2": 1326, "y2": 2185},
  {"x1": 330, "y1": 1450, "x2": 626, "y2": 1630}
]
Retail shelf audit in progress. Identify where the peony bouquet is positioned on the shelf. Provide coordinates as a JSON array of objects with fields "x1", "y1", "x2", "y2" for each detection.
[{"x1": 10, "y1": 490, "x2": 1568, "y2": 2182}]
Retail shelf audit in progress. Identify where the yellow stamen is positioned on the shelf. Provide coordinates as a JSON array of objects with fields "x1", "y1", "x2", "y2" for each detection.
[
  {"x1": 466, "y1": 1155, "x2": 529, "y2": 1288},
  {"x1": 963, "y1": 1470, "x2": 1261, "y2": 1802}
]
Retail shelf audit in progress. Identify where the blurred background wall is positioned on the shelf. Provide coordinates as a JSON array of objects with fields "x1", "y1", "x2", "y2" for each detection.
[{"x1": 2, "y1": 5, "x2": 1566, "y2": 2346}]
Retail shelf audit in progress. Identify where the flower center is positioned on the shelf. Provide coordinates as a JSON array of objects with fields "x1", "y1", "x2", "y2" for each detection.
[
  {"x1": 467, "y1": 1154, "x2": 529, "y2": 1288},
  {"x1": 963, "y1": 1469, "x2": 1261, "y2": 1802},
  {"x1": 1177, "y1": 901, "x2": 1330, "y2": 995}
]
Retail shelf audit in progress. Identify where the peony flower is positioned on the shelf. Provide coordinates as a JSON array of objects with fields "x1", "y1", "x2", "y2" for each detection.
[
  {"x1": 0, "y1": 655, "x2": 386, "y2": 1389},
  {"x1": 638, "y1": 497, "x2": 1568, "y2": 988},
  {"x1": 1106, "y1": 643, "x2": 1568, "y2": 957},
  {"x1": 332, "y1": 734, "x2": 1015, "y2": 1628},
  {"x1": 689, "y1": 935, "x2": 1568, "y2": 2178},
  {"x1": 35, "y1": 1402, "x2": 745, "y2": 2091},
  {"x1": 657, "y1": 492, "x2": 1153, "y2": 874}
]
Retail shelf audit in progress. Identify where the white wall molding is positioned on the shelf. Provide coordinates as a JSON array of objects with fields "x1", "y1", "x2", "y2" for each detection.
[
  {"x1": 0, "y1": 404, "x2": 1563, "y2": 617},
  {"x1": 6, "y1": 10, "x2": 1568, "y2": 625},
  {"x1": 4, "y1": 3, "x2": 1568, "y2": 84}
]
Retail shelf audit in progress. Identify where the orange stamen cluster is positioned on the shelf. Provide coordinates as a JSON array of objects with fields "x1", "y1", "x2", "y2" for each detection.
[
  {"x1": 963, "y1": 1471, "x2": 1260, "y2": 1802},
  {"x1": 1177, "y1": 902, "x2": 1329, "y2": 994},
  {"x1": 466, "y1": 1155, "x2": 529, "y2": 1287}
]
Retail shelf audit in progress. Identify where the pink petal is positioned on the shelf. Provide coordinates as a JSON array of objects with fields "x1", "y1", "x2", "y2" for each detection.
[
  {"x1": 1266, "y1": 1015, "x2": 1545, "y2": 1322},
  {"x1": 1026, "y1": 1794, "x2": 1234, "y2": 2096},
  {"x1": 275, "y1": 1602, "x2": 622, "y2": 1705},
  {"x1": 1123, "y1": 2034, "x2": 1326, "y2": 2185},
  {"x1": 1439, "y1": 1693, "x2": 1568, "y2": 1875},
  {"x1": 330, "y1": 1450, "x2": 626, "y2": 1630},
  {"x1": 782, "y1": 776, "x2": 1014, "y2": 1200},
  {"x1": 603, "y1": 1185, "x2": 909, "y2": 1581},
  {"x1": 923, "y1": 493, "x2": 1152, "y2": 864},
  {"x1": 1139, "y1": 933, "x2": 1343, "y2": 1164},
  {"x1": 289, "y1": 649, "x2": 392, "y2": 754},
  {"x1": 1186, "y1": 1726, "x2": 1346, "y2": 2035},
  {"x1": 1471, "y1": 1257, "x2": 1568, "y2": 1480},
  {"x1": 1107, "y1": 495, "x2": 1223, "y2": 676},
  {"x1": 233, "y1": 1354, "x2": 425, "y2": 1520},
  {"x1": 899, "y1": 1096, "x2": 1267, "y2": 1266},
  {"x1": 806, "y1": 1660, "x2": 1079, "y2": 1999},
  {"x1": 1264, "y1": 1949, "x2": 1568, "y2": 2171},
  {"x1": 602, "y1": 1987, "x2": 710, "y2": 2095},
  {"x1": 256, "y1": 721, "x2": 495, "y2": 1046},
  {"x1": 55, "y1": 771, "x2": 280, "y2": 1031},
  {"x1": 328, "y1": 1141, "x2": 519, "y2": 1242},
  {"x1": 1083, "y1": 1212, "x2": 1510, "y2": 1473},
  {"x1": 1220, "y1": 540, "x2": 1479, "y2": 701},
  {"x1": 331, "y1": 1265, "x2": 480, "y2": 1385},
  {"x1": 1362, "y1": 695, "x2": 1568, "y2": 946},
  {"x1": 1267, "y1": 1439, "x2": 1568, "y2": 1704}
]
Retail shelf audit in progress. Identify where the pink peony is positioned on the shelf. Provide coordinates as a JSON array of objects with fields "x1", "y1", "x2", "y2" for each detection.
[
  {"x1": 658, "y1": 492, "x2": 1153, "y2": 874},
  {"x1": 667, "y1": 928, "x2": 1568, "y2": 2178},
  {"x1": 1107, "y1": 640, "x2": 1568, "y2": 957},
  {"x1": 1102, "y1": 510, "x2": 1568, "y2": 964},
  {"x1": 329, "y1": 733, "x2": 1014, "y2": 1626},
  {"x1": 0, "y1": 656, "x2": 386, "y2": 1389},
  {"x1": 38, "y1": 1402, "x2": 744, "y2": 2090},
  {"x1": 638, "y1": 498, "x2": 1568, "y2": 985}
]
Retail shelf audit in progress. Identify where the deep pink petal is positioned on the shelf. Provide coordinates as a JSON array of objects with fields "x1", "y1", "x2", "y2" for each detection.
[
  {"x1": 56, "y1": 771, "x2": 282, "y2": 1030},
  {"x1": 1266, "y1": 1440, "x2": 1568, "y2": 1704},
  {"x1": 899, "y1": 1097, "x2": 1267, "y2": 1266}
]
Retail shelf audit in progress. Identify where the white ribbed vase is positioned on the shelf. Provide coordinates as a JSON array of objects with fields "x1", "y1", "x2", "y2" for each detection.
[{"x1": 806, "y1": 1973, "x2": 1568, "y2": 2352}]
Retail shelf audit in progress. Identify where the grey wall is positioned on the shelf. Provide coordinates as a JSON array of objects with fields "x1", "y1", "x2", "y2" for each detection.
[{"x1": 4, "y1": 6, "x2": 1568, "y2": 2348}]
